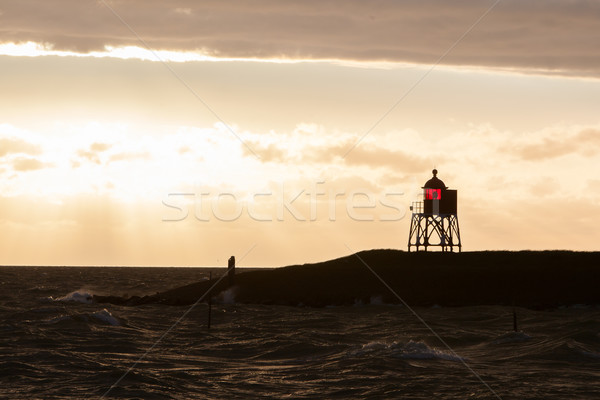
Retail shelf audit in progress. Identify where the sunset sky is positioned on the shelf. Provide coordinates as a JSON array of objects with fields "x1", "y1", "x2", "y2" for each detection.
[{"x1": 1, "y1": 0, "x2": 600, "y2": 266}]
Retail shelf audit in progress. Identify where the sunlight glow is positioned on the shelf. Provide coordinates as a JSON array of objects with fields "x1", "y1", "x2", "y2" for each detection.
[
  {"x1": 1, "y1": 30, "x2": 600, "y2": 265},
  {"x1": 1, "y1": 42, "x2": 589, "y2": 81},
  {"x1": 0, "y1": 42, "x2": 464, "y2": 72},
  {"x1": 0, "y1": 41, "x2": 325, "y2": 64}
]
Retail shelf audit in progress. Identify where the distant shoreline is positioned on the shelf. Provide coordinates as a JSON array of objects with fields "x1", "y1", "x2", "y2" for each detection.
[{"x1": 94, "y1": 250, "x2": 600, "y2": 309}]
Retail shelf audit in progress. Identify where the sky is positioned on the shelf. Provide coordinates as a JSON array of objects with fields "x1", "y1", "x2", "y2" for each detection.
[{"x1": 1, "y1": 0, "x2": 600, "y2": 266}]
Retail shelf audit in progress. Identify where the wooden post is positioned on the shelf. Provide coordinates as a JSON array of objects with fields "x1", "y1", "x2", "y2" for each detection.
[
  {"x1": 228, "y1": 256, "x2": 235, "y2": 287},
  {"x1": 207, "y1": 272, "x2": 212, "y2": 329}
]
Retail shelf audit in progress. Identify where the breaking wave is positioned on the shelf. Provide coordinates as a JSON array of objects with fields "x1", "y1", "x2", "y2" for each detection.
[
  {"x1": 350, "y1": 340, "x2": 464, "y2": 362},
  {"x1": 45, "y1": 308, "x2": 121, "y2": 326},
  {"x1": 90, "y1": 309, "x2": 121, "y2": 326},
  {"x1": 50, "y1": 290, "x2": 94, "y2": 304}
]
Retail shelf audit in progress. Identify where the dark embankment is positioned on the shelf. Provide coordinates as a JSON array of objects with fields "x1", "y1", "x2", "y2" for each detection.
[{"x1": 94, "y1": 250, "x2": 600, "y2": 308}]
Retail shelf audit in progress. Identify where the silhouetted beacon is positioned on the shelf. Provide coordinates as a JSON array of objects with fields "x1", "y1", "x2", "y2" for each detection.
[{"x1": 408, "y1": 169, "x2": 462, "y2": 252}]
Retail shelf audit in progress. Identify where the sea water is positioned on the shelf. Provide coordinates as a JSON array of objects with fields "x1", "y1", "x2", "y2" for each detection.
[{"x1": 1, "y1": 266, "x2": 599, "y2": 399}]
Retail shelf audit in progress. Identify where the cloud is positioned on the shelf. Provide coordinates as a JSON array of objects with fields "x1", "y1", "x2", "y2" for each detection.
[
  {"x1": 509, "y1": 128, "x2": 600, "y2": 161},
  {"x1": 242, "y1": 130, "x2": 432, "y2": 172},
  {"x1": 76, "y1": 149, "x2": 101, "y2": 164},
  {"x1": 109, "y1": 152, "x2": 151, "y2": 162},
  {"x1": 338, "y1": 145, "x2": 433, "y2": 172},
  {"x1": 12, "y1": 157, "x2": 49, "y2": 171},
  {"x1": 529, "y1": 177, "x2": 560, "y2": 198},
  {"x1": 0, "y1": 137, "x2": 41, "y2": 157},
  {"x1": 1, "y1": 1, "x2": 600, "y2": 77},
  {"x1": 90, "y1": 142, "x2": 111, "y2": 152},
  {"x1": 75, "y1": 142, "x2": 113, "y2": 164},
  {"x1": 585, "y1": 179, "x2": 600, "y2": 195},
  {"x1": 178, "y1": 146, "x2": 191, "y2": 155},
  {"x1": 243, "y1": 143, "x2": 286, "y2": 163}
]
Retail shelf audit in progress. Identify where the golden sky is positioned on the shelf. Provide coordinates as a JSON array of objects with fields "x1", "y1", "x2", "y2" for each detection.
[{"x1": 1, "y1": 0, "x2": 600, "y2": 266}]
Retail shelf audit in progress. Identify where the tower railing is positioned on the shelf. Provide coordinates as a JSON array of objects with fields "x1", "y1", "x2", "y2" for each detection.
[{"x1": 410, "y1": 201, "x2": 424, "y2": 214}]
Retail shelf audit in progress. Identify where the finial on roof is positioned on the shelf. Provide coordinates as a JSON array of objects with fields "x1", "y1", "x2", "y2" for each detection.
[{"x1": 432, "y1": 169, "x2": 438, "y2": 177}]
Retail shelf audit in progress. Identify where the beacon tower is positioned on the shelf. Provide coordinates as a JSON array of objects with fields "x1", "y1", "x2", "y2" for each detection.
[{"x1": 408, "y1": 169, "x2": 462, "y2": 252}]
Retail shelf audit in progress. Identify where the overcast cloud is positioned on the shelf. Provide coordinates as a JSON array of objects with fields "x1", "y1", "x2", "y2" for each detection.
[{"x1": 1, "y1": 0, "x2": 600, "y2": 77}]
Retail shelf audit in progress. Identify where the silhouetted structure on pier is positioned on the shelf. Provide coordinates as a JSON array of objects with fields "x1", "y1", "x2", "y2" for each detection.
[
  {"x1": 408, "y1": 169, "x2": 461, "y2": 252},
  {"x1": 228, "y1": 256, "x2": 235, "y2": 286}
]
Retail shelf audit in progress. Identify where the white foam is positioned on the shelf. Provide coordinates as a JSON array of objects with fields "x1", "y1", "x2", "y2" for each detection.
[
  {"x1": 52, "y1": 290, "x2": 94, "y2": 304},
  {"x1": 360, "y1": 341, "x2": 388, "y2": 351},
  {"x1": 216, "y1": 288, "x2": 236, "y2": 304},
  {"x1": 91, "y1": 309, "x2": 120, "y2": 326},
  {"x1": 44, "y1": 309, "x2": 121, "y2": 326}
]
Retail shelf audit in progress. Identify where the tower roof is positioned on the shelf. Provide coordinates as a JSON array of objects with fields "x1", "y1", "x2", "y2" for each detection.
[{"x1": 422, "y1": 169, "x2": 447, "y2": 189}]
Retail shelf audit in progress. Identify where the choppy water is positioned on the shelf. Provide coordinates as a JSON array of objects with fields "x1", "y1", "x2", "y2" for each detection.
[{"x1": 1, "y1": 266, "x2": 599, "y2": 399}]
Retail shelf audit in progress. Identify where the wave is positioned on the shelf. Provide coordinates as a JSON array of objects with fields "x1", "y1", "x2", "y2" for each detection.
[
  {"x1": 91, "y1": 309, "x2": 121, "y2": 326},
  {"x1": 563, "y1": 340, "x2": 600, "y2": 360},
  {"x1": 491, "y1": 331, "x2": 533, "y2": 344},
  {"x1": 399, "y1": 340, "x2": 464, "y2": 361},
  {"x1": 350, "y1": 340, "x2": 463, "y2": 362},
  {"x1": 50, "y1": 290, "x2": 94, "y2": 304},
  {"x1": 44, "y1": 308, "x2": 121, "y2": 326}
]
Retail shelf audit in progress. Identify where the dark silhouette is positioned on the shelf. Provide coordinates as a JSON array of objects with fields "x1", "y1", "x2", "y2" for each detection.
[
  {"x1": 408, "y1": 169, "x2": 461, "y2": 252},
  {"x1": 228, "y1": 256, "x2": 235, "y2": 287},
  {"x1": 207, "y1": 271, "x2": 212, "y2": 329},
  {"x1": 94, "y1": 250, "x2": 600, "y2": 309}
]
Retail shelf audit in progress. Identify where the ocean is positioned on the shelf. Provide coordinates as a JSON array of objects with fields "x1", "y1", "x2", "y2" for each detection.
[{"x1": 1, "y1": 266, "x2": 599, "y2": 399}]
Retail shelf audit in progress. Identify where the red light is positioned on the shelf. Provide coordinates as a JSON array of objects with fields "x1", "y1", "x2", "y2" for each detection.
[{"x1": 425, "y1": 189, "x2": 441, "y2": 200}]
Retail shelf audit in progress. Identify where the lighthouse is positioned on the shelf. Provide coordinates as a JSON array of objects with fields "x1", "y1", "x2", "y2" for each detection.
[{"x1": 408, "y1": 169, "x2": 462, "y2": 252}]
